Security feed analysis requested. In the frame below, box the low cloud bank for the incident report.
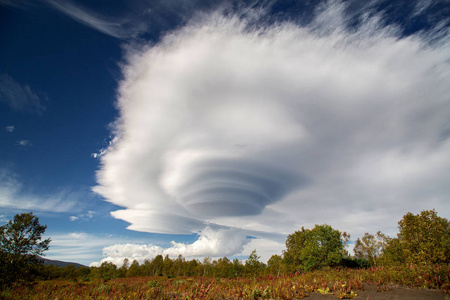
[91,227,249,266]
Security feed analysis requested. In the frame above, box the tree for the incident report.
[245,249,265,276]
[231,258,244,278]
[283,224,349,272]
[163,254,174,277]
[397,209,450,265]
[93,261,119,280]
[379,237,404,266]
[353,231,388,266]
[151,254,164,276]
[215,257,232,278]
[127,259,141,277]
[0,212,51,286]
[119,258,130,277]
[267,254,284,276]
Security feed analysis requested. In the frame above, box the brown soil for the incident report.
[305,284,447,300]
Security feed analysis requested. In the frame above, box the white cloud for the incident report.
[45,232,137,266]
[91,227,249,266]
[5,126,14,132]
[0,74,45,114]
[17,140,32,147]
[239,238,286,264]
[70,210,95,222]
[94,1,450,259]
[0,168,78,213]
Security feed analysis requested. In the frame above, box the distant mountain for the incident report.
[39,256,86,268]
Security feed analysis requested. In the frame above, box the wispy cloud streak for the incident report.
[0,74,45,115]
[45,0,145,39]
[0,169,79,213]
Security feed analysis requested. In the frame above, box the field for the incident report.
[2,264,449,299]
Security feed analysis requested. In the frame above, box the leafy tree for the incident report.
[215,257,232,278]
[151,254,164,276]
[93,261,119,280]
[186,259,198,276]
[0,212,51,286]
[397,209,450,265]
[163,254,174,277]
[353,231,387,266]
[127,259,141,277]
[284,224,349,271]
[174,254,185,276]
[231,258,244,278]
[201,256,212,276]
[267,254,284,276]
[380,237,405,266]
[119,258,130,277]
[245,249,265,276]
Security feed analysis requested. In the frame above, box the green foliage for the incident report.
[0,212,51,287]
[397,209,450,265]
[267,254,284,276]
[245,249,265,276]
[127,259,141,277]
[91,261,120,281]
[379,237,405,266]
[283,224,350,271]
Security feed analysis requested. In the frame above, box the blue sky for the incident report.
[1,0,449,266]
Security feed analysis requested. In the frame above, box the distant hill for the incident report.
[39,256,86,268]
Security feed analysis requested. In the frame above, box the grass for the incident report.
[2,264,449,299]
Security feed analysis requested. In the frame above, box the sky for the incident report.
[1,0,449,267]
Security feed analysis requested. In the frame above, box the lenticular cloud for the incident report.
[94,2,450,251]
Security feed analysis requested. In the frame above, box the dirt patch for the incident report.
[304,284,447,299]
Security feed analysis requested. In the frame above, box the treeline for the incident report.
[36,251,263,281]
[2,209,449,286]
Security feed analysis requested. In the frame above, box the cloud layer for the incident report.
[94,1,450,261]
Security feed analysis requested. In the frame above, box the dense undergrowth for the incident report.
[2,264,449,300]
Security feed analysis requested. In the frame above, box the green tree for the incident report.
[379,237,404,266]
[163,254,174,277]
[174,254,185,276]
[119,258,129,277]
[283,224,349,272]
[267,254,284,276]
[397,209,450,265]
[151,254,164,276]
[93,261,119,280]
[353,231,387,266]
[245,249,265,276]
[0,212,51,286]
[215,257,232,278]
[126,259,141,277]
[201,256,212,277]
[231,258,244,278]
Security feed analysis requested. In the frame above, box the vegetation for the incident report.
[283,224,350,272]
[353,231,387,266]
[0,212,51,288]
[1,209,449,298]
[397,209,450,265]
[2,264,449,299]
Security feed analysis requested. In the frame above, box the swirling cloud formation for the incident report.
[93,2,450,259]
